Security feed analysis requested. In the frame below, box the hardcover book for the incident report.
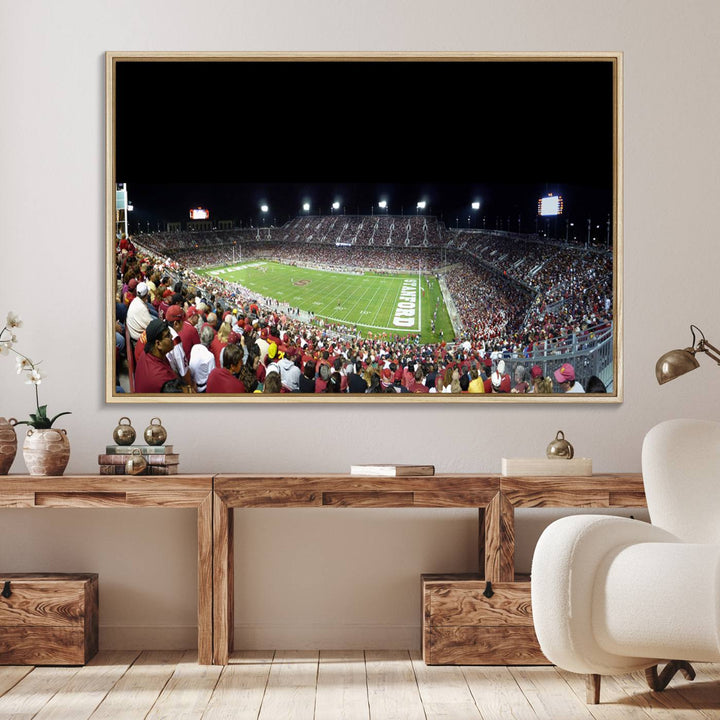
[98,464,179,475]
[98,453,179,466]
[349,464,435,477]
[105,445,174,454]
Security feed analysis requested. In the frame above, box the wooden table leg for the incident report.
[483,492,515,582]
[478,507,486,577]
[213,492,234,665]
[197,492,213,665]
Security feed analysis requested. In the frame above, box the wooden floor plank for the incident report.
[2,652,717,720]
[88,650,184,720]
[226,650,275,665]
[586,669,700,719]
[664,663,720,720]
[257,650,319,720]
[509,666,595,720]
[555,668,653,719]
[202,651,273,720]
[33,651,140,720]
[145,649,223,720]
[0,665,80,719]
[462,665,538,720]
[365,650,425,720]
[0,667,33,698]
[314,650,369,720]
[409,649,483,719]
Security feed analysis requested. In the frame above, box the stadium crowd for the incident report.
[115,216,613,395]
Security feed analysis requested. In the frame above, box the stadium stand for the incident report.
[113,214,614,395]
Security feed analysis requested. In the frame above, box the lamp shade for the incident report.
[655,348,700,385]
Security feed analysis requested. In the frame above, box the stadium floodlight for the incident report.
[260,204,269,213]
[332,201,340,210]
[303,203,310,212]
[471,201,480,210]
[416,201,426,210]
[378,200,387,209]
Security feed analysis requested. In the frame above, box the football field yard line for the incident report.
[368,277,395,329]
[315,274,369,319]
[342,277,383,323]
[323,276,377,325]
[306,274,344,311]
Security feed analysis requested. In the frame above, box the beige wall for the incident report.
[1,0,718,649]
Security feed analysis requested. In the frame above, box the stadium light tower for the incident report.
[260,204,269,226]
[416,201,426,214]
[303,202,310,214]
[471,201,481,228]
[331,201,340,215]
[378,200,388,214]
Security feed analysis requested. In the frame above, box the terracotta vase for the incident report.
[0,417,18,475]
[22,428,70,476]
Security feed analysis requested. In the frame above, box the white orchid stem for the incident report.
[1,324,42,413]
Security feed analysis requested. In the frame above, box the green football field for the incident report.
[197,260,454,343]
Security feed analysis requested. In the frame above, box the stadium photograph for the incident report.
[107,53,621,402]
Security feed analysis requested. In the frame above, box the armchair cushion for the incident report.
[531,514,680,674]
[594,541,720,662]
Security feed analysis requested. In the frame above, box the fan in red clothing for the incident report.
[134,319,178,393]
[206,343,246,393]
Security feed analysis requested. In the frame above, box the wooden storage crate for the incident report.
[0,573,98,665]
[422,573,548,665]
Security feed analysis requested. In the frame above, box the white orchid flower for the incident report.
[16,356,33,373]
[25,368,46,385]
[0,340,11,355]
[6,312,22,329]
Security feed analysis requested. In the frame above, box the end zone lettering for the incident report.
[393,279,417,328]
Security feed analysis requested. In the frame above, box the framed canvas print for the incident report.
[106,52,622,403]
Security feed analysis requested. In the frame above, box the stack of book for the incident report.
[98,445,179,475]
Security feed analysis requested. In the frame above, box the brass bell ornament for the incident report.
[125,448,147,475]
[112,417,136,446]
[144,417,167,446]
[546,430,574,459]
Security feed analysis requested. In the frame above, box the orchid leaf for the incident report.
[48,411,72,427]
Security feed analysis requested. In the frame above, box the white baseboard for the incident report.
[99,624,421,650]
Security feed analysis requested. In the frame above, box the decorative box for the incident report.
[422,573,548,665]
[0,573,98,665]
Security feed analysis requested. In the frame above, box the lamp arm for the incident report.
[698,339,720,365]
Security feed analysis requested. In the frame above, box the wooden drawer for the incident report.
[0,573,98,665]
[422,573,548,665]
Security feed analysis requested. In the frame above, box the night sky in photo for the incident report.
[114,58,616,231]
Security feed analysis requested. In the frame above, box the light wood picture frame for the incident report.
[106,52,622,403]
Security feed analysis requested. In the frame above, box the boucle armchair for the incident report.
[531,418,720,703]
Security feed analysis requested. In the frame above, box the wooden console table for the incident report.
[0,475,214,665]
[0,473,647,666]
[212,473,646,665]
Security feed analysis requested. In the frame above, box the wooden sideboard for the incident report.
[212,473,646,665]
[0,475,214,665]
[0,473,646,665]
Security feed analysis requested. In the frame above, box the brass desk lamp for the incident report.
[656,325,720,384]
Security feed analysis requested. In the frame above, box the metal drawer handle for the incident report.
[1,581,11,598]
